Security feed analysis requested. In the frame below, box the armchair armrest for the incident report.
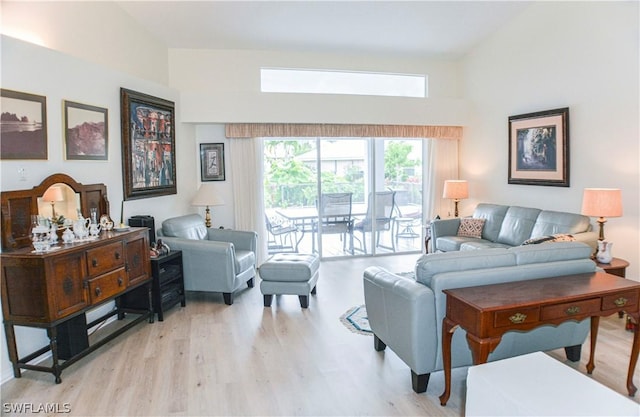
[158,236,238,291]
[363,266,438,374]
[207,228,257,252]
[430,219,460,251]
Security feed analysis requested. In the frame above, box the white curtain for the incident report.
[229,138,269,264]
[424,138,460,219]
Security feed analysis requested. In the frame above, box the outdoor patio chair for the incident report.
[265,214,299,254]
[313,192,354,254]
[353,190,396,253]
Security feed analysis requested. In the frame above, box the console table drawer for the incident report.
[86,241,125,277]
[602,291,638,311]
[494,306,540,327]
[87,268,128,304]
[541,298,601,320]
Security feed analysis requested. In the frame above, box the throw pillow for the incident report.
[457,218,485,238]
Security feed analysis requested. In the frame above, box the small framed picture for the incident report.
[508,107,570,187]
[200,143,226,181]
[0,89,48,160]
[64,100,108,160]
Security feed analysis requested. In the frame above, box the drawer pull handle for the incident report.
[118,277,124,286]
[614,297,628,307]
[115,252,121,260]
[509,313,527,324]
[95,287,102,297]
[566,306,580,315]
[92,259,98,267]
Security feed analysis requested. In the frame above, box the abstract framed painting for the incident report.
[120,88,176,200]
[0,89,48,160]
[63,100,108,160]
[508,107,570,187]
[200,143,226,181]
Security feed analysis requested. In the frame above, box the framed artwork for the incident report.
[508,107,570,187]
[200,143,226,181]
[120,88,176,200]
[0,89,48,160]
[64,100,108,160]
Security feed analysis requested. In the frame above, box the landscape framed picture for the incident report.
[120,88,176,200]
[200,143,226,181]
[508,107,570,187]
[64,100,108,160]
[0,89,48,160]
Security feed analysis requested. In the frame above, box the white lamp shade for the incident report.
[191,184,225,207]
[581,188,623,218]
[42,186,64,203]
[443,180,469,200]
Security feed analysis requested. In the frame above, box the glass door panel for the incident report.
[384,139,423,253]
[317,138,367,257]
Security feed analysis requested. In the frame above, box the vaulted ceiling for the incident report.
[116,1,531,59]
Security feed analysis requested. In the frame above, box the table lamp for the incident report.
[581,188,622,241]
[42,186,64,218]
[192,183,225,228]
[443,180,468,218]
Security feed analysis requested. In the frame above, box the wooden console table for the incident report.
[439,272,640,406]
[1,228,152,383]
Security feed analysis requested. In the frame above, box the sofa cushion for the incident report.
[509,241,592,265]
[235,250,257,273]
[472,204,509,242]
[460,240,512,250]
[162,214,208,240]
[415,249,515,288]
[457,218,486,238]
[496,206,542,246]
[531,210,592,237]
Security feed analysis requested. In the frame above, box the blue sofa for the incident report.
[363,241,596,393]
[431,203,597,252]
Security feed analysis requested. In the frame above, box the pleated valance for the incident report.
[225,123,462,140]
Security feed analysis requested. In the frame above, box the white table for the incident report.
[466,351,638,416]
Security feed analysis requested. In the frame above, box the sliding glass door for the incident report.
[264,137,424,258]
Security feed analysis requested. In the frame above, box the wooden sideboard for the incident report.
[1,228,152,383]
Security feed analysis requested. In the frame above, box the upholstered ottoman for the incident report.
[259,253,320,308]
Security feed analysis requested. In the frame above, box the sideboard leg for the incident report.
[587,316,600,374]
[4,322,21,378]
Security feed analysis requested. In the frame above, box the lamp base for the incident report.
[205,207,212,228]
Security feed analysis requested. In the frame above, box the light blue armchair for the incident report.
[157,214,257,305]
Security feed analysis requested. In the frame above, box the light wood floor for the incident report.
[1,254,639,416]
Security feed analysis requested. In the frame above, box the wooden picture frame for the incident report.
[64,100,108,160]
[508,107,570,187]
[120,88,176,200]
[0,89,48,160]
[200,143,226,181]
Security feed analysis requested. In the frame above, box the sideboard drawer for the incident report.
[87,268,128,304]
[602,291,638,311]
[86,241,125,277]
[541,298,601,320]
[494,306,540,327]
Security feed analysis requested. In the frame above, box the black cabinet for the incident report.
[122,250,185,321]
[151,251,186,321]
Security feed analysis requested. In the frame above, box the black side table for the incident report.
[150,250,186,321]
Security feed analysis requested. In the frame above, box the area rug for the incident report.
[340,305,372,335]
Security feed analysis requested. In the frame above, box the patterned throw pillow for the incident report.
[456,218,486,238]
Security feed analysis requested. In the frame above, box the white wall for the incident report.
[462,2,639,278]
[0,36,198,383]
[169,48,468,125]
[1,1,169,85]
